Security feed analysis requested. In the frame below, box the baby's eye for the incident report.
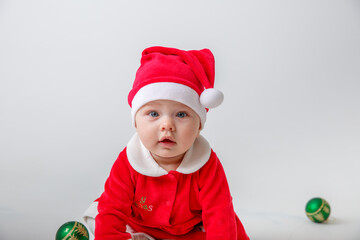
[149,111,159,117]
[176,112,187,118]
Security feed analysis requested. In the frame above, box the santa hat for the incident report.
[128,46,224,129]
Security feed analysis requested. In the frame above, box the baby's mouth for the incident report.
[159,137,176,145]
[161,139,174,143]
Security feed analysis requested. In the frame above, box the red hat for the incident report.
[128,46,224,129]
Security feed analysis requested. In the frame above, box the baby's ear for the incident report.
[197,124,202,137]
[133,114,138,128]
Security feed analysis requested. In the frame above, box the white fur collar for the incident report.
[126,133,211,177]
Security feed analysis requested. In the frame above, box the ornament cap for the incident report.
[200,88,224,109]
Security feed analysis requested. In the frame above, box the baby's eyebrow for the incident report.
[142,104,158,109]
[144,103,161,108]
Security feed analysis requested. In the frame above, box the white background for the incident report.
[1,1,359,239]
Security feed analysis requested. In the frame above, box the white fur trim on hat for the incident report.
[131,82,207,128]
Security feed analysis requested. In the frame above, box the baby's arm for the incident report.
[95,151,135,240]
[84,201,154,240]
[198,151,249,240]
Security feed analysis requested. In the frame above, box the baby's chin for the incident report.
[150,151,186,162]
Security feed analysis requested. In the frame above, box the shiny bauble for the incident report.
[55,221,89,240]
[305,197,331,223]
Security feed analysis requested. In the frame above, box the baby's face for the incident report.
[135,100,201,165]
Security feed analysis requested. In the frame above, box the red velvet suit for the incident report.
[94,134,249,240]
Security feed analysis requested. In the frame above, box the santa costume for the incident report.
[83,46,250,240]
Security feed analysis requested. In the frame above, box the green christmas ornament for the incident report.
[56,221,89,240]
[305,197,331,223]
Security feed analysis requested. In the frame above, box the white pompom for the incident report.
[200,88,224,109]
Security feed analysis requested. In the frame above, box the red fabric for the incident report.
[95,149,249,240]
[128,46,215,107]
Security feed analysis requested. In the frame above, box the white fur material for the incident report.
[83,201,98,237]
[131,82,207,129]
[126,133,211,177]
[200,88,224,109]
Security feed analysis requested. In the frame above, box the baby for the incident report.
[83,46,249,240]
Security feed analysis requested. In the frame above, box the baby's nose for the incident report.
[160,117,175,131]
